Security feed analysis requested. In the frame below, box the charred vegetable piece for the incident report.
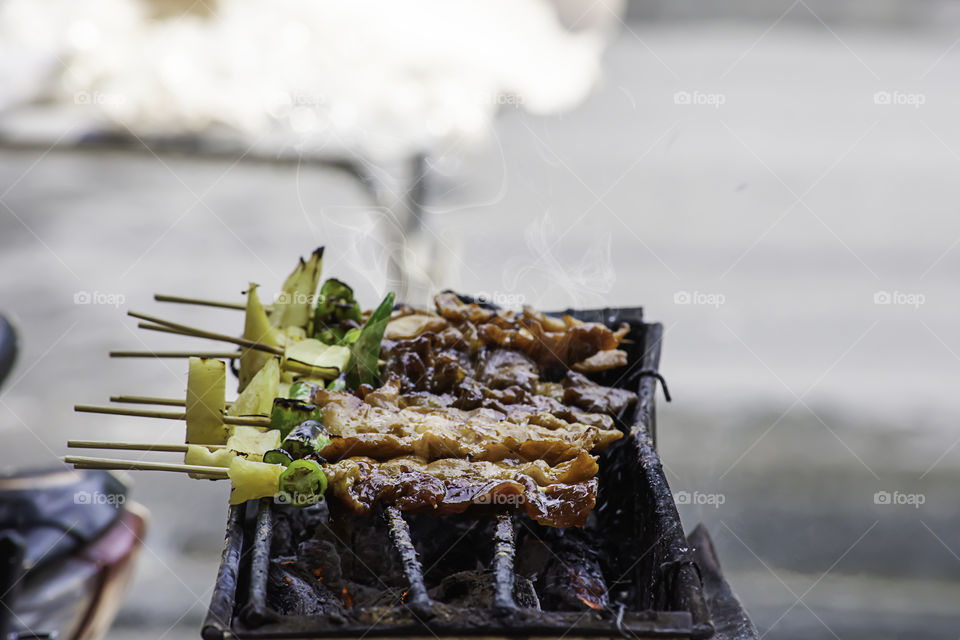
[277,459,327,506]
[271,247,324,332]
[281,420,331,459]
[227,457,284,505]
[185,357,227,445]
[344,291,395,388]
[269,398,323,438]
[263,448,294,466]
[226,426,281,462]
[312,278,362,343]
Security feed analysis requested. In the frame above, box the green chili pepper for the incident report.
[270,398,323,438]
[312,279,363,343]
[278,459,327,506]
[281,420,331,459]
[263,448,294,467]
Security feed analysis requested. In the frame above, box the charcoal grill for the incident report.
[201,307,740,639]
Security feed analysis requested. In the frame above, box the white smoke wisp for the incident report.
[502,213,616,310]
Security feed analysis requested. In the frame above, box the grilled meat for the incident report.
[325,454,599,527]
[312,388,622,465]
[562,371,637,416]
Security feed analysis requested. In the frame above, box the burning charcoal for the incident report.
[428,570,539,609]
[515,536,553,578]
[269,513,295,557]
[518,528,610,612]
[338,516,406,591]
[297,539,342,592]
[537,551,609,612]
[267,557,347,617]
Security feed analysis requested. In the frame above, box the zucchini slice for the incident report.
[185,357,227,445]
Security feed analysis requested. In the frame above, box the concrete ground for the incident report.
[2,16,960,640]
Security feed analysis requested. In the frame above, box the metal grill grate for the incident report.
[202,309,715,639]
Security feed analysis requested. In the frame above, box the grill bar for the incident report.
[491,512,518,612]
[383,506,433,617]
[244,499,275,627]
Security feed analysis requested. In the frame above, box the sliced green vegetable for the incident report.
[269,398,323,438]
[345,291,395,389]
[277,459,327,506]
[312,278,362,343]
[288,380,320,402]
[283,339,351,380]
[263,448,294,467]
[281,420,331,459]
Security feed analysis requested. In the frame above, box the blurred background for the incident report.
[1,1,959,638]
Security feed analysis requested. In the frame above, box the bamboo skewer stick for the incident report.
[110,395,233,408]
[67,440,227,452]
[64,455,229,479]
[154,294,247,311]
[127,311,282,355]
[110,350,241,359]
[137,322,202,338]
[74,404,270,427]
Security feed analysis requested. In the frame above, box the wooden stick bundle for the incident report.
[64,455,229,479]
[67,440,226,452]
[74,404,270,427]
